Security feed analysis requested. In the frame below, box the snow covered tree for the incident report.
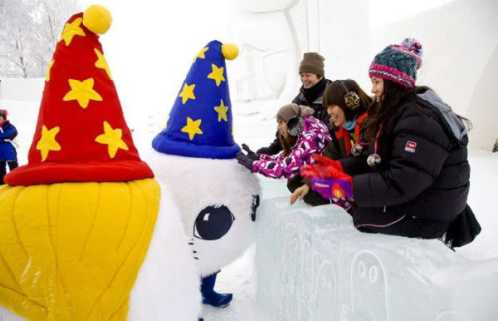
[31,0,79,75]
[0,0,78,78]
[0,0,35,77]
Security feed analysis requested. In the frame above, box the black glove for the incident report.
[256,147,271,155]
[236,152,255,171]
[256,136,282,156]
[241,143,259,161]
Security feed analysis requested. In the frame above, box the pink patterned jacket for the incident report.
[252,116,331,178]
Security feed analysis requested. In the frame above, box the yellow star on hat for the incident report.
[197,46,209,59]
[61,17,86,46]
[181,117,203,140]
[36,125,62,161]
[179,83,196,104]
[95,121,129,158]
[63,78,103,109]
[214,99,229,122]
[45,60,54,82]
[207,64,225,87]
[94,48,112,79]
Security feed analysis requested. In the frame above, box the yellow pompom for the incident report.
[222,43,239,60]
[83,5,112,35]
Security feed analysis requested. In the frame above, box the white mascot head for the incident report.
[148,40,261,276]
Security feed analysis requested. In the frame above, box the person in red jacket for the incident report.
[289,80,372,206]
[322,79,372,160]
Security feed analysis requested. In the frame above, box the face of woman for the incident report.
[277,120,289,138]
[370,77,384,102]
[327,105,345,128]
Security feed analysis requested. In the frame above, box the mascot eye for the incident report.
[193,205,235,240]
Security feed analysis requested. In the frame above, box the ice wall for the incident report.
[228,0,370,106]
[255,197,498,321]
[229,0,497,149]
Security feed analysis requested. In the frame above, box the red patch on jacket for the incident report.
[405,140,417,153]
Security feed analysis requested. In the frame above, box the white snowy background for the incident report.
[1,0,497,320]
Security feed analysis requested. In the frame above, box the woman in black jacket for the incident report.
[295,39,480,247]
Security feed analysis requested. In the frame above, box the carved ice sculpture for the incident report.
[256,197,498,321]
[229,0,300,102]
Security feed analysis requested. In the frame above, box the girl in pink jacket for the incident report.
[237,103,331,179]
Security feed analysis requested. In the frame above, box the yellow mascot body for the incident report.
[0,180,159,321]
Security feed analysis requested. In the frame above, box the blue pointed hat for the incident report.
[152,40,240,159]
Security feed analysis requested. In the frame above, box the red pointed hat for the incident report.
[6,5,153,186]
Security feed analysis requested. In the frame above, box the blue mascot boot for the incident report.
[201,272,233,308]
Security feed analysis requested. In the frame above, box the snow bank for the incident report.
[459,150,498,260]
[0,99,39,165]
[0,78,44,102]
[0,79,44,164]
[256,197,498,321]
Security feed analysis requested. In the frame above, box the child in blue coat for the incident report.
[0,109,18,184]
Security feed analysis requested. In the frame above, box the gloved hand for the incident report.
[236,152,255,171]
[301,154,353,201]
[256,147,272,155]
[241,144,259,161]
[300,154,343,179]
[312,154,343,171]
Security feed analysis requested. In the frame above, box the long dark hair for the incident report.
[365,80,415,142]
[323,79,372,120]
[278,133,298,156]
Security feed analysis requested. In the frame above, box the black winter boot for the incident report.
[200,272,233,308]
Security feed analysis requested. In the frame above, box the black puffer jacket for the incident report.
[342,87,480,246]
[292,78,332,124]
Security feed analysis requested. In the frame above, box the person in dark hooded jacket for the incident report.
[0,109,18,184]
[296,39,480,248]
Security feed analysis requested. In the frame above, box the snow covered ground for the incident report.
[1,94,497,321]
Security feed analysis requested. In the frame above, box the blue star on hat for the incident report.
[152,40,240,159]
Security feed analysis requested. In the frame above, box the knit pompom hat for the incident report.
[369,38,423,89]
